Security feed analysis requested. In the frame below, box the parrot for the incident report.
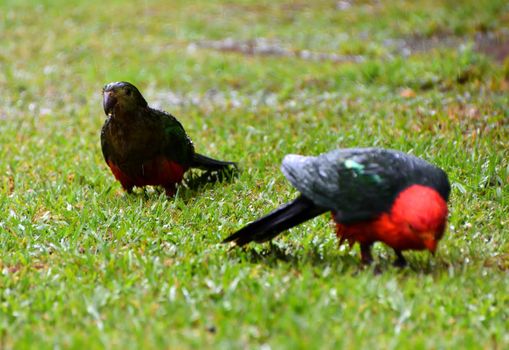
[100,81,237,196]
[222,148,450,266]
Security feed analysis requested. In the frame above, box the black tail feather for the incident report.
[222,196,327,246]
[191,153,237,171]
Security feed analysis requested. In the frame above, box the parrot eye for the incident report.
[125,88,132,96]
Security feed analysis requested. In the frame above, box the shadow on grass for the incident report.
[182,167,239,195]
[229,241,361,271]
[227,241,453,275]
[113,166,239,202]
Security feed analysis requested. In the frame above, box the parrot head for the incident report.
[390,184,448,254]
[102,81,147,116]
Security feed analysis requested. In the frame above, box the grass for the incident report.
[1,0,508,348]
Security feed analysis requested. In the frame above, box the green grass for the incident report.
[1,0,508,348]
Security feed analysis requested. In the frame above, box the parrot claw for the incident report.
[393,250,407,268]
[360,243,374,265]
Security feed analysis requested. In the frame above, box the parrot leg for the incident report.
[393,250,407,267]
[164,183,177,197]
[360,243,373,265]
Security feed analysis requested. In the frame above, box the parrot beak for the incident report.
[420,231,437,254]
[103,90,117,116]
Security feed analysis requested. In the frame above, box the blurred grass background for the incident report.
[0,0,508,348]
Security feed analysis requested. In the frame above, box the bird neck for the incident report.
[111,105,143,123]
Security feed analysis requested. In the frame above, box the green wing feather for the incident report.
[151,108,195,165]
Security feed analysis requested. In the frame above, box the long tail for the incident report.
[191,153,237,171]
[222,196,327,246]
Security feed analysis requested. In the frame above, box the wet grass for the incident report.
[1,0,508,349]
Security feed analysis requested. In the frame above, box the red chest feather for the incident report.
[333,185,448,252]
[334,214,427,251]
[107,157,187,189]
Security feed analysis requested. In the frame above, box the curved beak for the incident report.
[103,91,117,116]
[420,231,438,255]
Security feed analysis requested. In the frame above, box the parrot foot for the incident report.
[164,184,177,198]
[393,250,407,268]
[360,243,373,265]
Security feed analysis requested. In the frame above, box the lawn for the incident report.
[1,0,508,348]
